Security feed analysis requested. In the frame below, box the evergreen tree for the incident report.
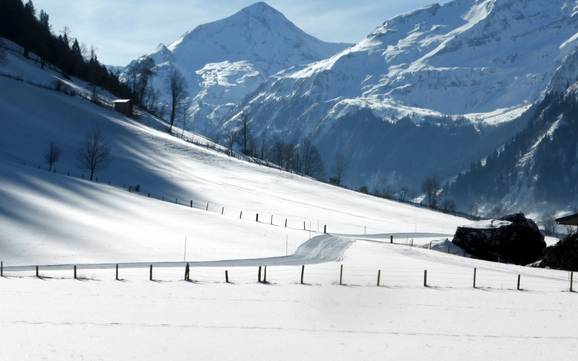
[0,0,134,100]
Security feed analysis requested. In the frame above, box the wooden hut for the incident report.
[112,99,133,116]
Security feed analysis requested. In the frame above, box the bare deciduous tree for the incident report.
[239,114,254,156]
[144,87,160,115]
[44,142,61,171]
[422,176,441,209]
[542,212,558,235]
[300,138,324,178]
[333,152,349,186]
[271,140,299,171]
[398,186,410,202]
[258,136,267,160]
[127,56,155,105]
[77,129,111,181]
[168,69,188,134]
[224,130,238,155]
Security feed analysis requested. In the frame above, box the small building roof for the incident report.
[112,99,131,104]
[556,213,578,226]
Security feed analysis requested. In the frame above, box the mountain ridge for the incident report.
[220,0,578,192]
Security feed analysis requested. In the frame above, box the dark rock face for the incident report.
[540,233,578,271]
[452,213,546,265]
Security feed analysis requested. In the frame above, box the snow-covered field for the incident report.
[1,250,577,361]
[1,41,578,360]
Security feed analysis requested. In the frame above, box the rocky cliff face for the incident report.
[447,59,578,216]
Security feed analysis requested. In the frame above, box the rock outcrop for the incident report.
[452,213,546,265]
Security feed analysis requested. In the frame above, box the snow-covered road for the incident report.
[0,232,457,272]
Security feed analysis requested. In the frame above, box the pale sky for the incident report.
[31,0,444,66]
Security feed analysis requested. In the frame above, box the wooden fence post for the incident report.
[190,200,193,208]
[517,274,521,291]
[303,221,306,230]
[390,235,393,244]
[225,270,229,283]
[339,264,343,285]
[324,225,327,234]
[263,266,267,283]
[149,264,153,281]
[256,213,259,222]
[423,270,428,287]
[1,261,3,277]
[115,264,119,281]
[377,269,381,287]
[221,207,224,215]
[270,215,273,225]
[206,202,209,211]
[429,241,432,250]
[185,263,190,281]
[300,265,305,284]
[285,219,287,228]
[240,211,243,219]
[473,268,477,289]
[258,266,262,283]
[74,265,77,280]
[571,272,574,292]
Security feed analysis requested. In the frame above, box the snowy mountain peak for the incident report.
[238,1,285,18]
[164,1,348,72]
[154,43,170,54]
[169,2,290,51]
[122,2,349,135]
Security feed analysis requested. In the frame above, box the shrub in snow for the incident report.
[452,213,546,265]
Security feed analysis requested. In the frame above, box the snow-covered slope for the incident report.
[227,0,578,190]
[0,42,465,265]
[122,2,348,136]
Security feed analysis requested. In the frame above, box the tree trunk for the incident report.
[169,102,176,134]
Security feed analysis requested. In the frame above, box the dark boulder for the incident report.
[452,213,546,265]
[540,233,578,271]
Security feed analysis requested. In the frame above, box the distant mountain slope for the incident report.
[122,2,349,135]
[224,0,578,190]
[448,52,578,217]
